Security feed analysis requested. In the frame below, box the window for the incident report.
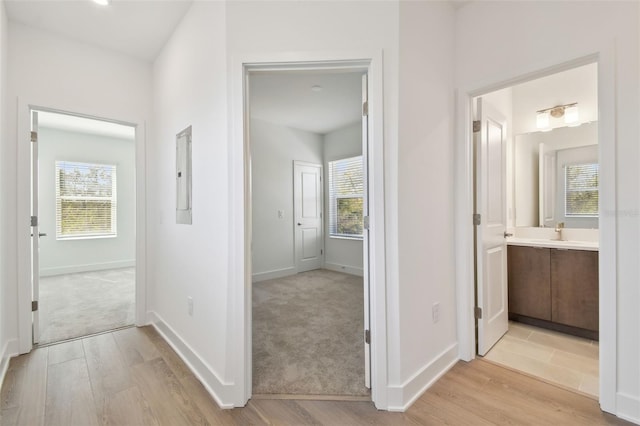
[565,162,598,217]
[55,161,117,239]
[328,156,363,238]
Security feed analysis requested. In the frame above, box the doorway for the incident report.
[30,108,137,345]
[248,70,369,397]
[471,62,602,398]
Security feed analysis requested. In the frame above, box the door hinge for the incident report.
[362,101,369,117]
[31,215,38,227]
[474,307,482,319]
[473,120,481,133]
[364,329,370,344]
[363,216,370,230]
[473,214,481,226]
[32,301,38,312]
[31,131,38,143]
[320,249,323,255]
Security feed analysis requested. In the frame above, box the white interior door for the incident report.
[361,73,371,389]
[30,110,41,345]
[294,161,323,272]
[475,97,508,356]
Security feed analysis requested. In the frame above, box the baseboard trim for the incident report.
[323,262,363,277]
[252,267,296,282]
[616,392,640,424]
[387,343,459,411]
[147,311,235,409]
[0,338,19,390]
[40,260,136,277]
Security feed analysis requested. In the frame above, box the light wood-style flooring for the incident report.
[0,326,629,425]
[485,321,599,398]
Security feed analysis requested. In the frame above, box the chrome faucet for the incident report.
[555,222,565,241]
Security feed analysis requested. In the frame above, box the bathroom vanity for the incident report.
[507,235,599,340]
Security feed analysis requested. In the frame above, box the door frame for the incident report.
[17,101,147,353]
[229,50,387,408]
[293,160,323,273]
[455,48,617,412]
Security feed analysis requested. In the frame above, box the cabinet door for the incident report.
[508,246,551,320]
[551,249,599,331]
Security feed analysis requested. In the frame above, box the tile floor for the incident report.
[484,321,599,398]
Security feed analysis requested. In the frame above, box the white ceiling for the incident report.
[4,0,193,61]
[249,71,363,135]
[38,110,135,140]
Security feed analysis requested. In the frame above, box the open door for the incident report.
[293,161,323,272]
[361,73,371,388]
[475,98,508,356]
[30,110,41,345]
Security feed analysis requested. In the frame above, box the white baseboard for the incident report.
[323,262,364,277]
[40,260,136,277]
[617,392,640,424]
[252,266,296,282]
[0,338,19,390]
[147,311,235,409]
[387,343,459,411]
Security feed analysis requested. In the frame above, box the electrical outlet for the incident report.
[187,296,194,316]
[432,302,441,323]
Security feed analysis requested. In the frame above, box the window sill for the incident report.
[56,234,117,241]
[329,235,363,241]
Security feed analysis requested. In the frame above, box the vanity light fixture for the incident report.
[536,102,579,131]
[564,104,580,126]
[536,110,550,130]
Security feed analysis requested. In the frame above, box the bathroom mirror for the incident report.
[513,122,598,229]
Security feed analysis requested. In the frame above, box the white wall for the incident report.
[323,122,363,276]
[38,127,136,276]
[0,0,9,380]
[6,22,152,354]
[395,0,458,406]
[148,0,407,409]
[456,2,639,421]
[150,0,232,405]
[250,118,323,281]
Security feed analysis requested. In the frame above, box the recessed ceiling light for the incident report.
[93,0,110,6]
[311,85,323,92]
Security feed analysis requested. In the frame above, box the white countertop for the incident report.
[507,237,599,251]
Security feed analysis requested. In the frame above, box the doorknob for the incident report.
[39,232,47,237]
[504,232,513,238]
[297,223,302,226]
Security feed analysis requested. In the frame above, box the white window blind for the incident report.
[328,156,364,238]
[55,161,117,239]
[565,162,598,217]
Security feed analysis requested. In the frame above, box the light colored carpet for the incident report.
[38,267,135,344]
[252,269,368,396]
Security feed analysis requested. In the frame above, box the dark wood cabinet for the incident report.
[508,245,598,338]
[508,246,551,320]
[551,249,599,331]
